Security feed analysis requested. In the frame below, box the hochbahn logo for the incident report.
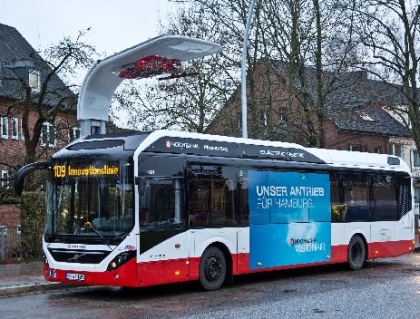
[289,237,316,246]
[289,237,327,253]
[165,140,199,149]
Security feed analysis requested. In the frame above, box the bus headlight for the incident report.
[107,251,136,271]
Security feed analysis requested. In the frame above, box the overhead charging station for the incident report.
[77,35,222,136]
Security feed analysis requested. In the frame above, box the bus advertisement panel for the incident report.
[249,171,331,269]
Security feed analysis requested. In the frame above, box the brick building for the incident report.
[206,59,420,205]
[0,23,79,243]
[206,60,412,153]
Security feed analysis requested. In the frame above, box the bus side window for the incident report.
[331,173,346,222]
[237,174,249,226]
[343,173,371,222]
[396,175,412,218]
[187,165,239,228]
[372,174,398,221]
[138,155,185,228]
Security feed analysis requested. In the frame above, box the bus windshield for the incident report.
[45,159,134,241]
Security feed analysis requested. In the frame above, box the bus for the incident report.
[15,130,415,290]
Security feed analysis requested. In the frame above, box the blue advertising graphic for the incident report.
[249,171,331,269]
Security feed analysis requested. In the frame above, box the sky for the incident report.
[0,1,180,128]
[0,0,175,56]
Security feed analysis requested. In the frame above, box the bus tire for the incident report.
[347,235,366,271]
[199,246,227,291]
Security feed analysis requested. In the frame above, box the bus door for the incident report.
[370,174,412,257]
[137,154,190,285]
[187,164,247,272]
[248,171,332,270]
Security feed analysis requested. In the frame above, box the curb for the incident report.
[0,282,73,298]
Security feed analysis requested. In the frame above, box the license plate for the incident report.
[66,273,85,281]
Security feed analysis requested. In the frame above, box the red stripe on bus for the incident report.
[44,239,414,288]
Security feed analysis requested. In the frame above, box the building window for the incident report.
[91,126,100,134]
[278,107,288,128]
[414,187,420,210]
[1,117,8,139]
[20,118,25,140]
[69,127,81,142]
[29,69,40,91]
[374,146,382,154]
[348,144,367,152]
[41,122,56,148]
[11,117,19,140]
[411,150,420,170]
[389,143,402,157]
[259,111,267,127]
[0,226,7,236]
[237,115,242,130]
[1,170,9,189]
[0,60,2,86]
[357,111,374,122]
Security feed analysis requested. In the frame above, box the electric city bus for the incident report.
[15,130,415,290]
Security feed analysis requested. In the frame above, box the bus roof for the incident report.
[56,130,411,174]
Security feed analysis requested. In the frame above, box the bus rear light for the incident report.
[107,251,136,271]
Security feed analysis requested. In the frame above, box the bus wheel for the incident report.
[347,235,366,271]
[199,246,227,291]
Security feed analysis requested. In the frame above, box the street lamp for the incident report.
[241,0,257,139]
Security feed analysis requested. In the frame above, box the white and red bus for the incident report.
[15,130,415,290]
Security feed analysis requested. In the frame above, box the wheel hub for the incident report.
[205,256,222,282]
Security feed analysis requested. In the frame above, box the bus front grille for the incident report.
[48,249,110,264]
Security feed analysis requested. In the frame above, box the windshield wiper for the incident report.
[84,222,113,250]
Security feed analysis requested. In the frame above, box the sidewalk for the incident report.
[0,260,62,297]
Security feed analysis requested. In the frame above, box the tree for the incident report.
[2,30,97,167]
[123,0,367,148]
[344,0,420,151]
[257,0,365,146]
[112,4,237,133]
[0,29,97,197]
[24,31,96,164]
[187,0,364,147]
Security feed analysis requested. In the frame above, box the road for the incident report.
[1,252,420,319]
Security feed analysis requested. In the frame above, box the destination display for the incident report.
[52,164,119,178]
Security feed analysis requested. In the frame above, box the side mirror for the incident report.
[14,162,51,196]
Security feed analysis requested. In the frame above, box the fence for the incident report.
[0,225,22,261]
[0,192,46,262]
[0,224,43,262]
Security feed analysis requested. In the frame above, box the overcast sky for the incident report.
[0,0,175,55]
